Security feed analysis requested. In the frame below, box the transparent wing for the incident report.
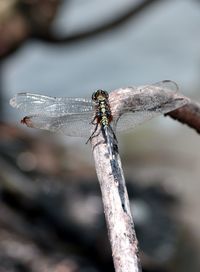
[114,80,179,133]
[22,112,94,137]
[10,93,93,117]
[114,111,160,133]
[141,80,179,93]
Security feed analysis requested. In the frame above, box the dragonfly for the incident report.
[10,80,181,159]
[86,89,117,160]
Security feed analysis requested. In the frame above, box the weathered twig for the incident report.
[165,101,200,134]
[91,132,141,272]
[91,86,190,272]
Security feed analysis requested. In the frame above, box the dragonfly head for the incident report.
[92,90,109,101]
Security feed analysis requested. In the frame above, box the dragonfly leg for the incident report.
[90,112,98,125]
[85,122,99,144]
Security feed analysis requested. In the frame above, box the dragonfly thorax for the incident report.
[92,89,112,127]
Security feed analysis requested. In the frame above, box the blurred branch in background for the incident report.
[0,0,160,59]
[37,0,160,44]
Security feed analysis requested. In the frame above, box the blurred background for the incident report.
[1,0,200,271]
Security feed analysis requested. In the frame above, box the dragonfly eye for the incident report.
[100,90,109,99]
[92,90,109,101]
[92,91,98,101]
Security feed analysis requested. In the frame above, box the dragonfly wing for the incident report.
[141,80,179,93]
[10,93,93,116]
[21,112,94,138]
[114,111,159,133]
[113,80,180,133]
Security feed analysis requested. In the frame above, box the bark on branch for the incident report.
[165,101,200,134]
[91,131,141,272]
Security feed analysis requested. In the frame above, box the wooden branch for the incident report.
[165,101,200,134]
[91,130,141,272]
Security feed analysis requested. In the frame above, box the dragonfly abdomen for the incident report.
[98,104,111,126]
